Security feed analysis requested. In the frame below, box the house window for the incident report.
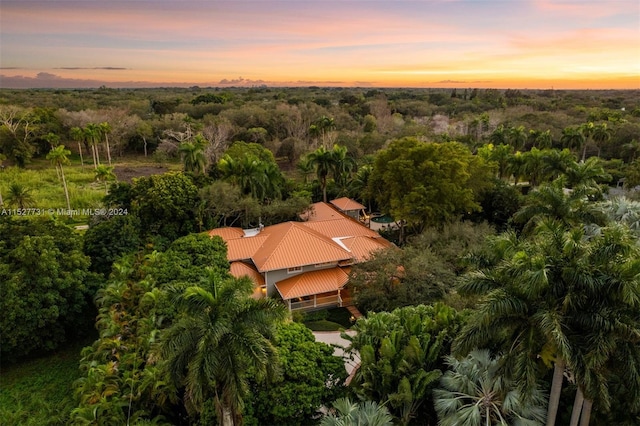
[287,266,302,274]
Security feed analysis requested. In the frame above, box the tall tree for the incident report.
[0,153,5,206]
[46,145,72,211]
[508,125,528,151]
[591,123,611,158]
[161,275,287,426]
[455,221,640,426]
[561,126,586,163]
[84,123,101,169]
[179,134,208,175]
[306,145,336,203]
[368,138,493,236]
[70,126,86,169]
[99,122,113,166]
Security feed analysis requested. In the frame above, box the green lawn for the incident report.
[0,340,89,426]
[303,307,354,331]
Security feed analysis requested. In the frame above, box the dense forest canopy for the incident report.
[1,87,639,426]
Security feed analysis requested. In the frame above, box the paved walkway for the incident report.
[313,330,360,376]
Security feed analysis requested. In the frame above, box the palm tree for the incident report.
[579,122,595,161]
[46,145,72,211]
[350,164,373,211]
[94,165,117,194]
[161,273,287,426]
[530,129,553,149]
[70,126,86,169]
[6,182,35,209]
[521,147,548,187]
[331,144,356,196]
[311,116,335,149]
[321,398,393,426]
[84,123,101,169]
[179,135,208,175]
[563,157,611,189]
[0,153,5,206]
[455,221,640,426]
[477,143,514,180]
[306,146,336,203]
[489,125,507,146]
[561,126,586,163]
[541,148,576,181]
[622,139,640,162]
[43,132,60,148]
[99,122,113,166]
[513,178,604,233]
[296,157,315,184]
[0,154,7,207]
[258,162,284,201]
[506,151,525,185]
[508,125,528,151]
[590,123,611,158]
[434,350,547,426]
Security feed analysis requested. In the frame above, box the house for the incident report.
[329,197,366,221]
[208,199,391,311]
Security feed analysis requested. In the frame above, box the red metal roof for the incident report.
[330,197,366,212]
[275,267,350,300]
[230,261,265,286]
[207,202,392,273]
[300,202,344,222]
[251,222,351,272]
[340,236,390,262]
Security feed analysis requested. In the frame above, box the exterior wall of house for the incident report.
[264,262,338,297]
[343,209,360,220]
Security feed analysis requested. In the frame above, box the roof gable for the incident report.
[252,222,351,272]
[330,197,365,212]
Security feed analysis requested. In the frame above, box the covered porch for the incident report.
[275,267,351,312]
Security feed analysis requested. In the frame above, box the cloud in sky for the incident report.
[1,0,639,89]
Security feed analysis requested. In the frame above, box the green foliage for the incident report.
[179,135,208,175]
[0,216,99,362]
[456,221,640,421]
[161,276,288,423]
[349,247,451,313]
[73,234,232,425]
[434,350,547,426]
[350,222,493,313]
[247,322,347,425]
[83,214,142,276]
[369,138,494,234]
[345,303,467,424]
[473,178,522,230]
[5,182,35,209]
[321,398,393,426]
[151,233,230,286]
[0,339,88,426]
[130,172,199,245]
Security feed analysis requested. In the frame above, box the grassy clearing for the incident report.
[0,340,89,426]
[0,156,179,224]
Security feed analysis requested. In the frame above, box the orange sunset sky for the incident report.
[1,0,639,89]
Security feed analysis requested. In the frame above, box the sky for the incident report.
[1,0,639,89]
